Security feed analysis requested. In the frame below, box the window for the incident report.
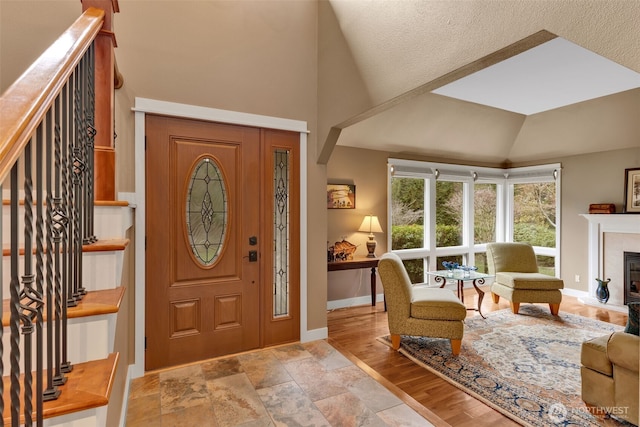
[510,178,558,276]
[388,160,561,282]
[512,182,556,248]
[474,183,497,244]
[436,181,463,248]
[391,177,424,250]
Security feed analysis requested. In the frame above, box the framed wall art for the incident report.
[624,167,640,213]
[327,184,355,209]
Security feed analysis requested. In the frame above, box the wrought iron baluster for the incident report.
[10,163,21,427]
[54,74,71,385]
[72,62,85,306]
[76,50,88,297]
[84,42,97,244]
[35,115,46,426]
[20,138,39,427]
[45,92,63,398]
[25,122,47,426]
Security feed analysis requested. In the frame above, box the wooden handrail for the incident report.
[0,7,105,183]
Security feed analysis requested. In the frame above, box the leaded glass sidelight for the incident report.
[186,157,227,267]
[273,149,290,317]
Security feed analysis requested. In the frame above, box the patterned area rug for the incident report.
[379,306,630,427]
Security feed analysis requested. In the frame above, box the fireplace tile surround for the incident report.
[624,251,640,303]
[581,214,640,312]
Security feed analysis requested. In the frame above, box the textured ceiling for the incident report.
[328,0,640,165]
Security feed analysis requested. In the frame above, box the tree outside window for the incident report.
[389,162,560,282]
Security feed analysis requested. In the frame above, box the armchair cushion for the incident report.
[580,334,613,376]
[411,287,467,320]
[496,272,564,290]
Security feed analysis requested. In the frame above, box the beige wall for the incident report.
[557,147,640,292]
[1,1,329,333]
[0,1,79,91]
[327,146,388,301]
[110,0,327,331]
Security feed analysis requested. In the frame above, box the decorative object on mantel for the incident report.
[588,203,615,214]
[329,239,358,261]
[625,302,639,335]
[595,278,611,304]
[623,167,640,213]
[358,214,383,258]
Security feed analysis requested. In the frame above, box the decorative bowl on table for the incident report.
[460,265,478,277]
[442,261,459,277]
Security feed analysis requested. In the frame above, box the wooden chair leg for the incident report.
[450,339,462,356]
[391,334,401,350]
[510,302,520,314]
[549,303,560,315]
[491,292,500,303]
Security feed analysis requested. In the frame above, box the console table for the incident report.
[328,257,379,307]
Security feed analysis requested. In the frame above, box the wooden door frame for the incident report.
[131,98,309,378]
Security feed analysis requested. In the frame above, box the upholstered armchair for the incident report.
[378,252,467,355]
[581,332,639,425]
[486,242,563,315]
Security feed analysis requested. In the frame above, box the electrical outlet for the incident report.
[575,274,580,282]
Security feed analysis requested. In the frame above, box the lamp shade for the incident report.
[358,215,383,234]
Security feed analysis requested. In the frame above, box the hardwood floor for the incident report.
[327,287,629,427]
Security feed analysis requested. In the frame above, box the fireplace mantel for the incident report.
[581,214,640,312]
[581,214,640,233]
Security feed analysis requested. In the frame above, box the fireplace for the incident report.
[582,214,640,312]
[625,251,640,304]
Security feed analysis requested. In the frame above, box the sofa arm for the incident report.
[607,332,640,373]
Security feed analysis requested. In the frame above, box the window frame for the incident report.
[388,159,562,281]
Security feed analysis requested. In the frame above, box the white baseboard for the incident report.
[118,366,134,426]
[301,326,328,342]
[562,288,628,313]
[561,288,588,298]
[327,293,385,311]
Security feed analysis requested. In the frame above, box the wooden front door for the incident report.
[145,115,263,370]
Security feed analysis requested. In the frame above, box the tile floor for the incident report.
[125,340,432,426]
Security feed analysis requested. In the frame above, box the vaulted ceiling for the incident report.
[326,1,640,166]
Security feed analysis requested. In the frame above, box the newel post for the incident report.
[81,0,120,201]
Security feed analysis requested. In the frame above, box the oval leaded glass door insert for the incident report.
[185,156,228,267]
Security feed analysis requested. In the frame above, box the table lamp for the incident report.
[358,214,383,258]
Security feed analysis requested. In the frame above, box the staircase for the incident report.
[1,200,133,426]
[0,2,130,425]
